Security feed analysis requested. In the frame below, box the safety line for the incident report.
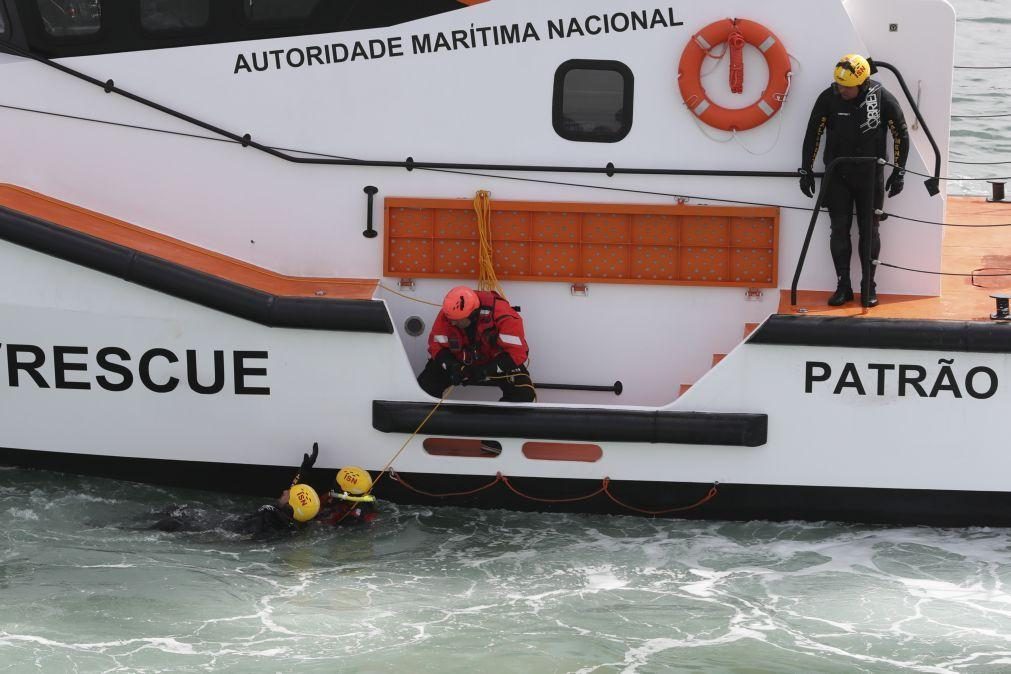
[877,261,1011,277]
[389,470,720,516]
[377,283,441,307]
[883,161,1010,182]
[883,212,1011,228]
[0,102,1004,228]
[950,159,1011,165]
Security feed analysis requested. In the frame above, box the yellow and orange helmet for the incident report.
[288,483,320,522]
[336,466,373,496]
[834,54,870,87]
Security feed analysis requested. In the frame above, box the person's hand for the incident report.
[446,360,465,386]
[462,363,489,384]
[886,170,905,197]
[798,168,815,198]
[300,442,318,472]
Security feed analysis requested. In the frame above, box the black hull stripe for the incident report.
[3,446,1011,527]
[0,206,393,333]
[749,314,1011,353]
[373,400,768,446]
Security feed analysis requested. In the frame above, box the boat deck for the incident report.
[782,197,1011,321]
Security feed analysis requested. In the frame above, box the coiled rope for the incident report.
[474,190,505,298]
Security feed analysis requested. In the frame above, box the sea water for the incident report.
[3,0,1011,671]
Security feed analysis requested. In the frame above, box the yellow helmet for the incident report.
[834,54,870,87]
[288,483,320,522]
[336,466,373,496]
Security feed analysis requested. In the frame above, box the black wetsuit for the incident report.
[151,502,298,538]
[802,80,909,290]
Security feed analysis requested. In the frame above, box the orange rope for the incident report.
[387,470,718,515]
[499,474,607,504]
[369,387,452,494]
[390,469,503,498]
[603,482,719,516]
[474,190,505,298]
[334,389,453,525]
[361,385,718,517]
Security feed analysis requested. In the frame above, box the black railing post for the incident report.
[790,157,879,306]
[861,164,878,307]
[871,60,941,196]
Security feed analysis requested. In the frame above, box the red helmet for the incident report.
[442,286,479,320]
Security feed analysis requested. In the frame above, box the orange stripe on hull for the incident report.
[0,184,378,300]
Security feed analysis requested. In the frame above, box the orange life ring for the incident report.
[678,18,792,132]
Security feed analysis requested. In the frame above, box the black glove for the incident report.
[798,168,815,198]
[300,442,318,472]
[447,361,466,386]
[885,170,905,197]
[462,362,490,384]
[435,351,465,386]
[490,353,519,375]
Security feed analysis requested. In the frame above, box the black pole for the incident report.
[871,61,941,196]
[791,157,879,306]
[861,166,877,307]
[362,186,379,239]
[470,380,623,395]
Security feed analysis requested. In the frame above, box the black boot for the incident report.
[828,279,854,306]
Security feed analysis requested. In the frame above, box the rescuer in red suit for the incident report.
[417,286,535,402]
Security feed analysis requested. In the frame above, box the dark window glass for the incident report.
[37,0,102,36]
[140,0,209,32]
[244,0,318,22]
[553,60,634,143]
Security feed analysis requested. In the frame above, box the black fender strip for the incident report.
[372,401,767,447]
[0,205,393,333]
[748,314,1011,353]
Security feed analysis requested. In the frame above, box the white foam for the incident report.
[6,508,38,521]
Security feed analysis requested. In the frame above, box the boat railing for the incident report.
[789,156,881,307]
[871,60,942,196]
[0,41,800,181]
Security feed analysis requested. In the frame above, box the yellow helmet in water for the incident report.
[834,54,870,87]
[336,466,373,496]
[288,483,320,522]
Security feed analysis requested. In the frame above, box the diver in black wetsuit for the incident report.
[798,54,910,308]
[151,444,322,539]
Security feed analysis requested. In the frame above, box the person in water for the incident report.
[417,286,535,402]
[151,444,377,537]
[798,53,909,308]
[318,466,379,526]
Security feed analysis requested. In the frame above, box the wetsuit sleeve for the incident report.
[427,311,454,360]
[883,89,910,170]
[493,307,529,367]
[801,88,832,170]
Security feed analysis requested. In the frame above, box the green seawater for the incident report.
[6,468,1011,672]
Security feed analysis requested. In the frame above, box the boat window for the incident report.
[423,439,503,458]
[552,60,634,143]
[140,0,209,32]
[243,0,319,22]
[37,0,102,37]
